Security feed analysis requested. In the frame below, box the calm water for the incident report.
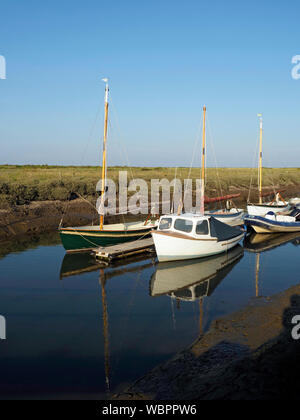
[0,231,300,399]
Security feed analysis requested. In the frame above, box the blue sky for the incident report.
[1,0,300,167]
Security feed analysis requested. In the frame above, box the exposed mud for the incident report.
[114,284,300,400]
[1,184,300,242]
[0,199,140,241]
[0,199,98,241]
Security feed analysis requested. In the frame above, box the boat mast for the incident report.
[200,106,206,215]
[258,113,263,205]
[100,78,109,230]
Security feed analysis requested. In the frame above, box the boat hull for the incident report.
[244,215,300,234]
[151,230,244,262]
[247,203,288,216]
[59,224,154,252]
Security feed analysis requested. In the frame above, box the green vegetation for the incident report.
[0,165,299,208]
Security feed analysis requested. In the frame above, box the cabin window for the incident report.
[159,218,172,230]
[174,218,193,233]
[196,220,209,235]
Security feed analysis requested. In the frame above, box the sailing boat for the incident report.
[200,107,244,226]
[151,107,244,262]
[247,114,289,216]
[59,79,157,252]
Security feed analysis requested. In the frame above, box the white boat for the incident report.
[247,114,289,216]
[152,106,244,262]
[152,213,244,262]
[247,194,288,217]
[244,206,300,234]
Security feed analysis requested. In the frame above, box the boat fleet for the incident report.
[59,80,300,262]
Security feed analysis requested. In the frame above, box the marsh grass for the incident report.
[0,165,299,207]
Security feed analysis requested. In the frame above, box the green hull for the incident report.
[59,228,152,252]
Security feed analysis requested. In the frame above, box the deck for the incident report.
[94,238,155,262]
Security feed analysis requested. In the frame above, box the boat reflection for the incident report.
[60,252,155,279]
[59,252,155,395]
[244,232,300,299]
[243,232,300,253]
[150,245,244,301]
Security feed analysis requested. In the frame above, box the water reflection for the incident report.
[244,232,300,299]
[150,246,244,334]
[59,252,156,396]
[3,229,300,398]
[150,245,244,300]
[244,232,300,253]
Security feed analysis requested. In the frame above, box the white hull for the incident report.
[152,231,244,262]
[245,212,300,234]
[251,223,300,234]
[247,203,288,216]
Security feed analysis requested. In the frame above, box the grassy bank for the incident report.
[1,165,300,208]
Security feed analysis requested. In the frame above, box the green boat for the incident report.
[59,221,156,252]
[59,79,157,253]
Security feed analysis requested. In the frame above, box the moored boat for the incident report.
[152,213,244,262]
[152,106,245,262]
[244,206,300,234]
[59,79,157,252]
[205,206,244,226]
[60,220,157,252]
[247,114,289,216]
[199,107,244,225]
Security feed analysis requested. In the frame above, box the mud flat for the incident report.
[115,284,300,400]
[0,199,100,241]
[1,183,300,242]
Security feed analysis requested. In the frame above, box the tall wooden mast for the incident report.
[100,78,109,230]
[200,106,206,215]
[258,113,263,205]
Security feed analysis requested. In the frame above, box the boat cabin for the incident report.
[157,213,241,241]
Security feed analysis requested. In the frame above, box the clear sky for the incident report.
[1,0,300,167]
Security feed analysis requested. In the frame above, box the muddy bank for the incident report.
[0,199,136,241]
[0,199,100,241]
[1,183,300,241]
[115,284,300,400]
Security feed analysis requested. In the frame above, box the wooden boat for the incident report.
[244,206,300,234]
[152,107,244,262]
[59,79,157,252]
[247,114,289,216]
[150,244,244,299]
